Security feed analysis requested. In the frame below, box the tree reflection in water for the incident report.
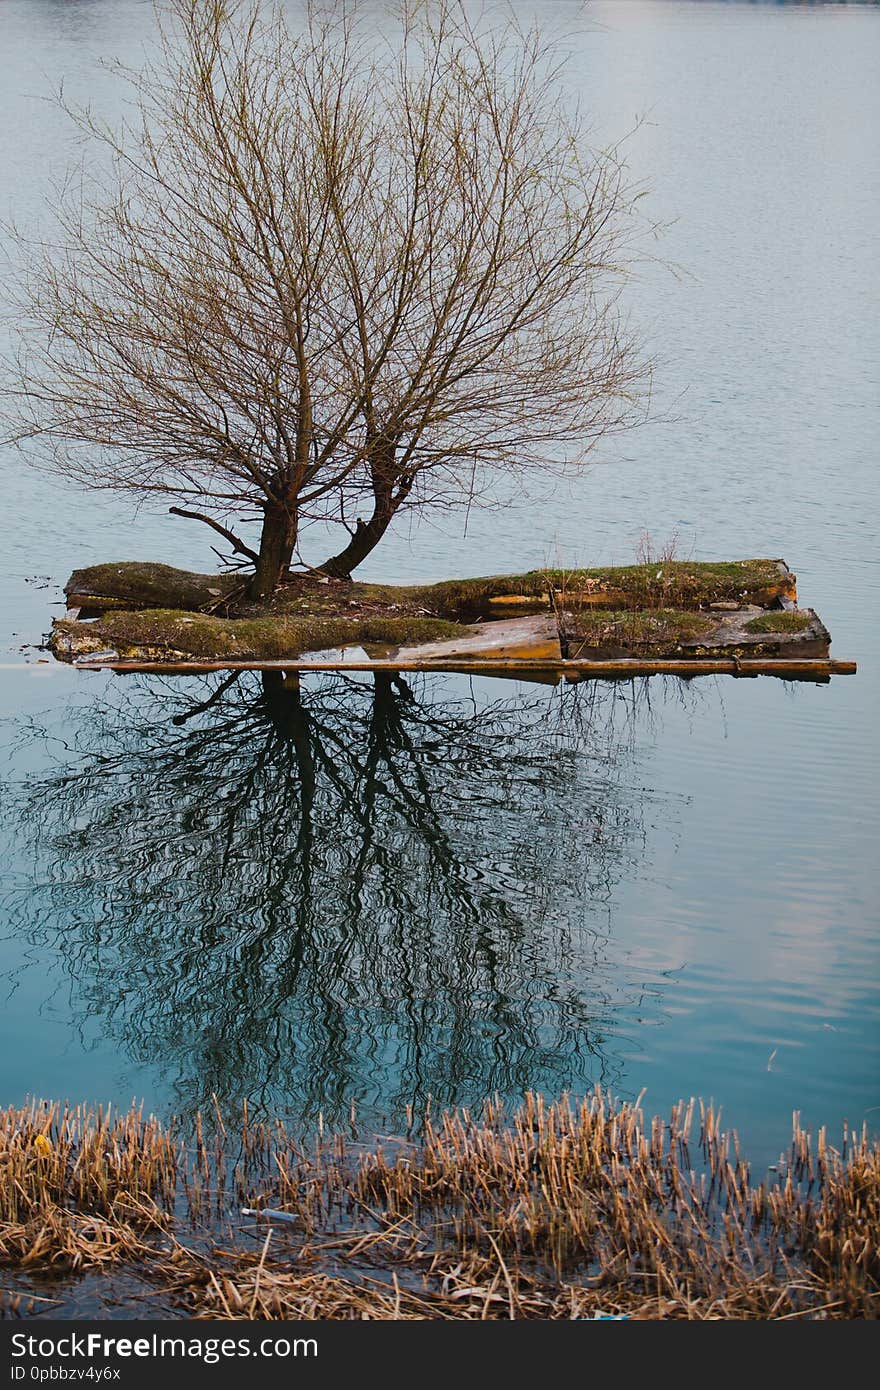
[5,670,679,1127]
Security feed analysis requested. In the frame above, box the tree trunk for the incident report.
[249,503,297,601]
[318,510,395,580]
[318,441,411,579]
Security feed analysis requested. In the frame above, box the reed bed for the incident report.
[0,1100,178,1271]
[349,1093,879,1319]
[1,1092,876,1319]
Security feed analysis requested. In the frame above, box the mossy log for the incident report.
[51,609,466,663]
[561,606,830,661]
[65,562,244,613]
[64,557,797,620]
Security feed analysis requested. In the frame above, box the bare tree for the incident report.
[5,0,648,599]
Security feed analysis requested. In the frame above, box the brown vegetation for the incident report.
[0,1101,177,1273]
[1,1091,876,1319]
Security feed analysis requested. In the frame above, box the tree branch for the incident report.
[169,506,258,565]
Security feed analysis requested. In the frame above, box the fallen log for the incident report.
[63,557,799,619]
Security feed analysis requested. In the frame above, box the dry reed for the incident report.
[0,1100,178,1271]
[1,1091,876,1319]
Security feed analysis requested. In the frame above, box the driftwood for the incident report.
[71,656,857,681]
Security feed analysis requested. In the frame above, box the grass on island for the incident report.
[534,558,792,612]
[745,611,814,635]
[64,558,794,622]
[51,610,465,662]
[563,609,717,655]
[2,1091,877,1320]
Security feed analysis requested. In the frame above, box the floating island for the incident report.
[50,557,855,682]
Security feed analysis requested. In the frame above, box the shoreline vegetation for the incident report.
[49,557,838,669]
[1,1090,876,1320]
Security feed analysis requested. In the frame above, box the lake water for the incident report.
[0,0,877,1172]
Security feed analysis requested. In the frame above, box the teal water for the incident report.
[0,1,877,1170]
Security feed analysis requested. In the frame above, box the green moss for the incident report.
[63,557,794,624]
[53,610,464,661]
[367,559,793,616]
[548,559,791,607]
[66,562,239,612]
[745,611,813,634]
[565,609,716,652]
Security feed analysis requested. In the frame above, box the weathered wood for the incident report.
[561,605,831,661]
[395,614,561,662]
[63,557,799,619]
[72,655,857,680]
[486,593,550,611]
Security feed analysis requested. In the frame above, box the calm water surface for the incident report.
[0,1,877,1170]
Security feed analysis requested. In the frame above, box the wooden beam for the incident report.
[72,656,857,679]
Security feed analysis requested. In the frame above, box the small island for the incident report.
[51,555,853,682]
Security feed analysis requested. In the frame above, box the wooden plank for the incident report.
[394,613,561,662]
[73,656,857,679]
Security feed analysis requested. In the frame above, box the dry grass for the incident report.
[635,530,683,568]
[347,1092,879,1320]
[1,1092,876,1319]
[563,609,716,657]
[0,1101,178,1272]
